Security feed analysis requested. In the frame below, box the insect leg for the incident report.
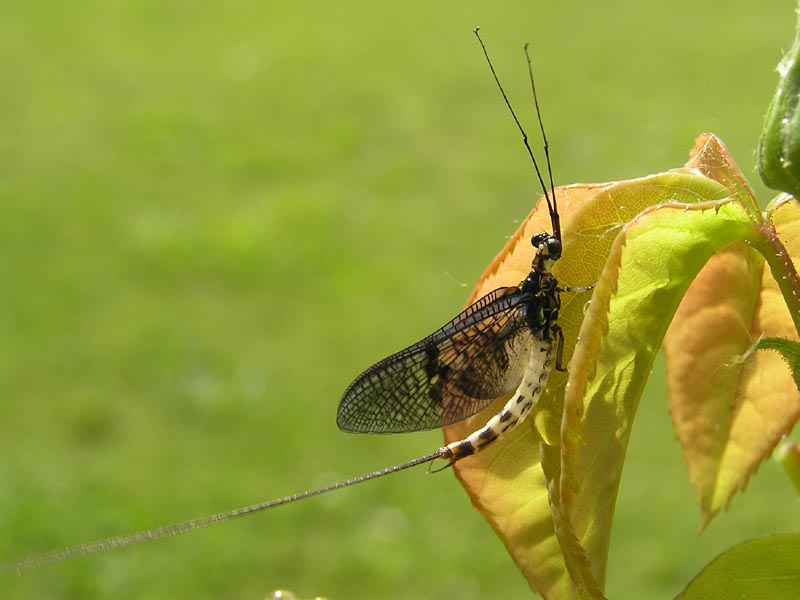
[553,325,566,372]
[557,283,596,293]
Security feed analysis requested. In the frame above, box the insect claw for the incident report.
[558,282,596,294]
[427,448,457,473]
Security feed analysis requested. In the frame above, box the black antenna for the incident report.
[0,450,441,573]
[524,43,560,241]
[473,28,560,241]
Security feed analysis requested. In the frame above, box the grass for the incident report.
[1,1,798,598]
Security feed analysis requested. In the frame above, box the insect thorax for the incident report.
[519,272,560,341]
[519,233,562,341]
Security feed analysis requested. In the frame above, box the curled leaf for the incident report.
[561,196,758,585]
[444,141,750,596]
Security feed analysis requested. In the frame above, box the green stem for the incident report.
[751,220,800,338]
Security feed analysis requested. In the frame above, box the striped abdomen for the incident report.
[441,338,553,462]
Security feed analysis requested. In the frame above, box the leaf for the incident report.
[664,181,800,524]
[676,534,800,600]
[560,193,759,590]
[443,134,800,597]
[764,193,800,335]
[688,133,761,220]
[443,148,747,597]
[756,337,800,390]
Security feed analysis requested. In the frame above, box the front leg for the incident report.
[553,324,566,372]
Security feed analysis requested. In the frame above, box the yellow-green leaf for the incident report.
[676,534,800,600]
[756,337,800,390]
[561,197,759,589]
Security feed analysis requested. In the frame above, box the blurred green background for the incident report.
[1,1,798,598]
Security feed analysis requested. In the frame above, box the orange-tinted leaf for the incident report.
[664,163,800,525]
[662,244,766,524]
[685,133,760,220]
[766,194,800,335]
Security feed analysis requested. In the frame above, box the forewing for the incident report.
[337,287,533,433]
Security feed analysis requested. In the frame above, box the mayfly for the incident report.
[338,28,569,463]
[1,28,577,574]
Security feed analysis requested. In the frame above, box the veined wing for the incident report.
[337,287,533,433]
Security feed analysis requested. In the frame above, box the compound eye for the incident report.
[548,239,562,257]
[530,233,547,248]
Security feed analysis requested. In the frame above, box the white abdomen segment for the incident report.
[442,339,553,462]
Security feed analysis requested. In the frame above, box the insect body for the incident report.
[337,232,563,464]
